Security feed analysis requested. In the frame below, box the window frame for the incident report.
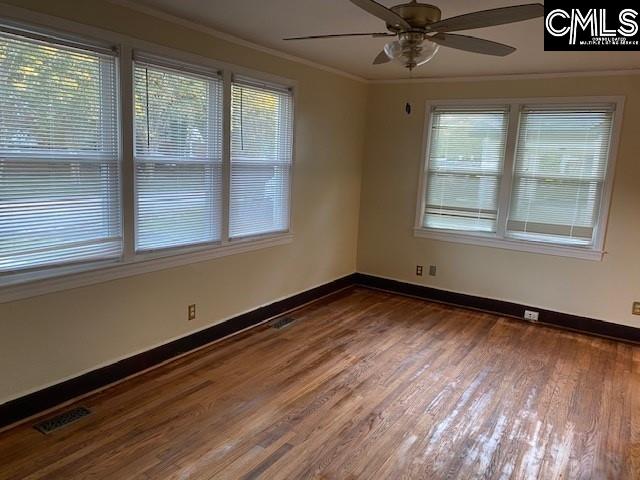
[0,9,296,302]
[129,56,296,264]
[0,23,123,272]
[229,75,295,240]
[132,53,226,253]
[420,104,510,234]
[414,97,625,261]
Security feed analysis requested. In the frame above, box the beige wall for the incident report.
[1,0,639,407]
[358,75,640,327]
[0,0,367,403]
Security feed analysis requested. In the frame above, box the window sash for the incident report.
[229,79,294,239]
[0,29,121,274]
[133,60,224,252]
[423,172,501,233]
[506,107,614,246]
[422,107,509,233]
[417,99,619,255]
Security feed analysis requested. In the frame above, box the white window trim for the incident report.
[414,96,625,261]
[0,6,297,303]
[131,54,225,252]
[228,74,295,240]
[0,233,294,303]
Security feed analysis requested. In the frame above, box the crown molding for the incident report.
[107,0,367,83]
[5,0,639,85]
[108,1,640,85]
[369,69,640,84]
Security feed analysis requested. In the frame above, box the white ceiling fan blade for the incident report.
[428,3,544,33]
[284,32,393,40]
[373,50,391,65]
[430,33,516,56]
[350,0,411,29]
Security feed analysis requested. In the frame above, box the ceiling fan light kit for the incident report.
[284,0,544,71]
[384,33,439,69]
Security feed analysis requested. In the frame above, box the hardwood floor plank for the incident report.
[0,287,638,479]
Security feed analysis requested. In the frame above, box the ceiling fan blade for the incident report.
[284,32,393,40]
[430,33,516,56]
[373,50,391,65]
[428,3,544,33]
[350,0,411,29]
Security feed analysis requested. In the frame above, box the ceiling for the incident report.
[127,0,640,80]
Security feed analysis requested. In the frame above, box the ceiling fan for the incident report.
[284,0,544,71]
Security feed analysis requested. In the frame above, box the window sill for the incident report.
[413,228,604,261]
[0,233,294,303]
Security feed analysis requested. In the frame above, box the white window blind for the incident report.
[423,106,508,232]
[134,58,223,251]
[0,30,120,273]
[508,105,614,245]
[230,77,293,239]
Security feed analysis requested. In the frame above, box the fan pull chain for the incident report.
[405,68,414,116]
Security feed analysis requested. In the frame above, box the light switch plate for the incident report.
[633,302,640,316]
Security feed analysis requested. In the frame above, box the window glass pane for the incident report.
[230,79,293,239]
[423,108,508,232]
[508,107,614,245]
[134,62,223,251]
[0,31,120,272]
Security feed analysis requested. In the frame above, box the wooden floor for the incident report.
[1,288,639,479]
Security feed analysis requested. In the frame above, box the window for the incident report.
[417,99,622,259]
[134,57,223,251]
[230,77,293,239]
[423,106,508,233]
[0,22,296,297]
[0,29,120,273]
[507,105,614,246]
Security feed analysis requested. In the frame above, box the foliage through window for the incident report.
[134,59,223,251]
[0,23,296,289]
[0,30,120,272]
[230,78,293,239]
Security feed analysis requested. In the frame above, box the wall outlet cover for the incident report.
[524,310,539,322]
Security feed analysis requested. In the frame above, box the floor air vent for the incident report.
[270,316,297,330]
[34,406,91,434]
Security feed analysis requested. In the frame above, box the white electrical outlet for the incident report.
[524,310,539,322]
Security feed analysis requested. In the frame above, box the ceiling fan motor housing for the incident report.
[284,1,545,71]
[388,2,442,31]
